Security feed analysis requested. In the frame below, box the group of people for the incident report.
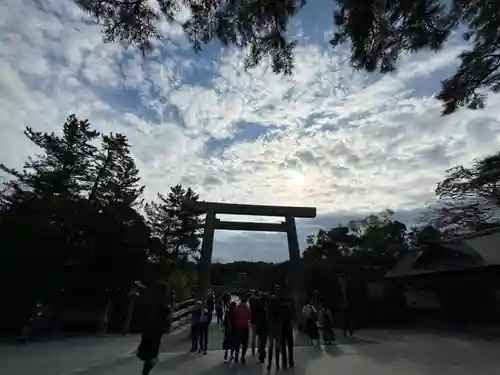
[137,284,355,375]
[301,300,354,346]
[213,286,296,371]
[190,288,355,372]
[187,287,295,371]
[189,291,232,354]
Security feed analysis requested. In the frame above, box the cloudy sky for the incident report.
[1,0,500,263]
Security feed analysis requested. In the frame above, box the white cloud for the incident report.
[1,0,500,262]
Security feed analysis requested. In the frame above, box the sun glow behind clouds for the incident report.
[285,169,306,186]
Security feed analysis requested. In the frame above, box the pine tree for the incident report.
[0,114,99,203]
[145,184,204,267]
[89,133,144,206]
[76,0,500,114]
[0,115,154,333]
[0,115,100,332]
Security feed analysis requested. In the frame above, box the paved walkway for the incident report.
[1,334,141,375]
[3,325,500,375]
[105,327,500,375]
[159,319,314,354]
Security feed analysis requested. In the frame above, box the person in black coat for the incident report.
[136,283,169,375]
[190,301,203,352]
[223,301,237,361]
[198,305,211,354]
[251,295,268,363]
[280,298,295,369]
[267,288,283,372]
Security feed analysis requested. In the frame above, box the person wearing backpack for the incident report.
[198,304,211,354]
[303,300,320,346]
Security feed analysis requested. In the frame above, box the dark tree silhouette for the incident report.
[75,0,500,114]
[421,150,500,237]
[408,224,442,248]
[88,133,145,206]
[145,184,204,267]
[303,209,408,279]
[0,115,152,333]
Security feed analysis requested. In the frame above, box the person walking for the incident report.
[267,286,282,372]
[198,304,211,354]
[136,283,169,375]
[215,296,224,325]
[320,305,335,345]
[280,297,295,369]
[207,293,215,317]
[256,296,269,364]
[223,301,237,361]
[303,300,320,346]
[222,292,230,311]
[190,301,203,352]
[341,304,354,338]
[248,292,259,355]
[233,296,251,364]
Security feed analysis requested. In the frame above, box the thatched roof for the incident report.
[386,229,500,278]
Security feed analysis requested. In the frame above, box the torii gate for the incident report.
[184,201,316,314]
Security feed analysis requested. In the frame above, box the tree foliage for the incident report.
[0,115,201,334]
[144,184,204,267]
[210,261,289,292]
[303,209,408,280]
[407,224,441,248]
[424,150,500,236]
[75,0,500,114]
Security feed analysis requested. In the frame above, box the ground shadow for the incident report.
[161,323,224,353]
[154,352,195,371]
[197,358,268,375]
[322,343,343,358]
[272,343,324,375]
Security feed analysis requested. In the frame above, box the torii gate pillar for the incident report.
[196,210,216,301]
[285,215,305,316]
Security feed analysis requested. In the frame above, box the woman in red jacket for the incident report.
[233,296,251,364]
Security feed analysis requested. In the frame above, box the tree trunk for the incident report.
[89,151,111,202]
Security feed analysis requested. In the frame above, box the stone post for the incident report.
[285,215,305,322]
[195,210,216,302]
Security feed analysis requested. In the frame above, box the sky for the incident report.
[1,0,500,263]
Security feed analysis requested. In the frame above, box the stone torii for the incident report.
[183,200,316,315]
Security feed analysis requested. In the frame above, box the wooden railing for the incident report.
[168,298,195,331]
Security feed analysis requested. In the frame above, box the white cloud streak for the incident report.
[1,0,500,261]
